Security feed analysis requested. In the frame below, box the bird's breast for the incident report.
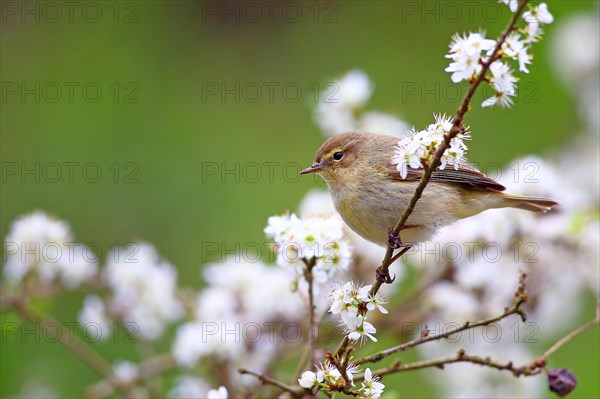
[328,178,460,246]
[329,178,408,246]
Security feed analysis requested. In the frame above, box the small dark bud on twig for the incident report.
[548,368,577,397]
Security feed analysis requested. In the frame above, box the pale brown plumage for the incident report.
[301,132,559,247]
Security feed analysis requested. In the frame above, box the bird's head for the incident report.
[300,132,386,186]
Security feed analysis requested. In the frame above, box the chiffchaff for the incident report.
[300,132,559,247]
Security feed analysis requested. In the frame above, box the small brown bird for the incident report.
[300,132,559,247]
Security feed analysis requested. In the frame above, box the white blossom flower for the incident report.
[346,363,360,385]
[113,360,138,384]
[3,211,72,282]
[313,70,373,136]
[343,307,378,342]
[304,362,363,389]
[3,211,97,289]
[366,294,388,314]
[78,295,111,341]
[524,20,543,43]
[312,70,410,139]
[207,386,228,399]
[391,114,470,178]
[482,61,517,107]
[298,189,406,293]
[552,14,600,82]
[168,376,209,399]
[265,213,352,290]
[445,54,481,83]
[358,111,410,137]
[298,370,323,388]
[173,259,304,371]
[201,259,304,322]
[329,285,348,315]
[328,281,385,342]
[172,320,245,368]
[523,3,554,25]
[499,0,518,13]
[361,368,385,399]
[445,32,496,83]
[523,3,553,43]
[551,13,600,133]
[315,362,346,385]
[314,103,356,137]
[421,152,598,335]
[105,243,183,341]
[335,69,374,108]
[527,22,542,44]
[329,281,370,314]
[344,282,371,304]
[503,33,533,73]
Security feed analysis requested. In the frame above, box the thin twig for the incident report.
[292,343,311,385]
[4,294,137,399]
[354,271,527,365]
[136,341,162,398]
[371,0,531,296]
[86,354,176,399]
[9,296,113,376]
[332,0,531,370]
[352,301,598,382]
[363,349,545,379]
[541,300,600,360]
[303,257,318,368]
[239,368,304,397]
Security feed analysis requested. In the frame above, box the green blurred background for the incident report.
[1,1,598,397]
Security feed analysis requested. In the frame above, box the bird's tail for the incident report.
[499,194,560,213]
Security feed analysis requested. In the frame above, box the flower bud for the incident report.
[547,368,577,397]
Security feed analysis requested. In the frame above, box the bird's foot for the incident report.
[376,267,396,284]
[387,228,404,250]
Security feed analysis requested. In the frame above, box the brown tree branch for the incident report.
[354,270,527,365]
[365,349,546,379]
[86,354,176,399]
[2,293,137,399]
[303,257,318,369]
[354,306,599,382]
[541,299,600,360]
[371,0,530,296]
[239,368,304,397]
[331,0,531,373]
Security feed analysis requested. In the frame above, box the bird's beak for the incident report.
[299,163,323,175]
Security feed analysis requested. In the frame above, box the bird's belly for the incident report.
[331,182,460,247]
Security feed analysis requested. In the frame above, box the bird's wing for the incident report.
[387,162,506,192]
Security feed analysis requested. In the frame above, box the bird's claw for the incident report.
[376,268,396,284]
[387,228,403,250]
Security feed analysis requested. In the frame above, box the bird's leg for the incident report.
[387,227,403,250]
[378,228,403,284]
[379,226,417,284]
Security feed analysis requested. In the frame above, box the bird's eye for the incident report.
[333,151,343,161]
